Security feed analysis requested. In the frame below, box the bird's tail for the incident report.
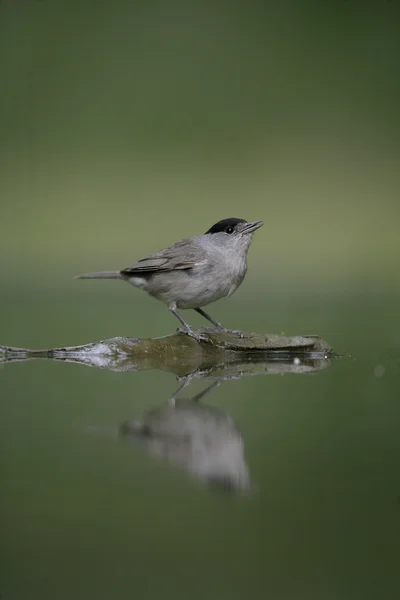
[75,271,123,280]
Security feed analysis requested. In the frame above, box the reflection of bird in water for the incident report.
[120,383,251,494]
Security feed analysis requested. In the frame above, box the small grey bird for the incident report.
[76,217,263,341]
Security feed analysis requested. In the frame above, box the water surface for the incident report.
[1,291,399,600]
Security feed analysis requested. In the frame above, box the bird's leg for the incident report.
[194,308,245,338]
[169,303,194,331]
[168,303,209,343]
[194,307,225,330]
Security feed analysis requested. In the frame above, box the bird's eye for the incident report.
[225,226,234,234]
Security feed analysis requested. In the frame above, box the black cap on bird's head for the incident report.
[205,218,263,236]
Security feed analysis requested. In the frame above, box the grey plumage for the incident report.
[76,217,263,340]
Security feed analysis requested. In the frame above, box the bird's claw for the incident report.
[178,328,210,343]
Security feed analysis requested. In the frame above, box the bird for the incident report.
[76,217,263,341]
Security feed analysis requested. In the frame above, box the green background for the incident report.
[1,1,399,599]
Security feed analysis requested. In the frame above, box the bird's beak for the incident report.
[242,220,264,234]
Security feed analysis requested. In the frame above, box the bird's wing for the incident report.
[121,238,205,275]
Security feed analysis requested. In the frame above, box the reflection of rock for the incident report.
[120,399,251,494]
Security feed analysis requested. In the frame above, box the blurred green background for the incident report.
[1,2,400,599]
[1,0,399,348]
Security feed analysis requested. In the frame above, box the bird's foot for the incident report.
[178,328,210,343]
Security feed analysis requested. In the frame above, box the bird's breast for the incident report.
[202,253,247,300]
[226,260,247,297]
